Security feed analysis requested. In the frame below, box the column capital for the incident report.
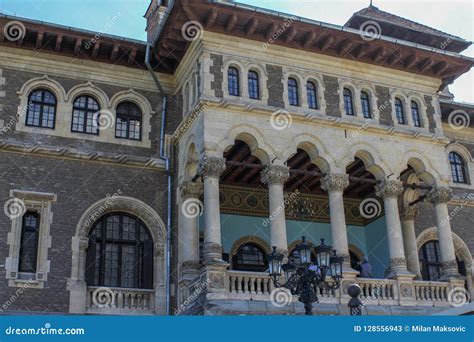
[78,238,89,251]
[375,180,403,199]
[401,205,418,221]
[427,187,453,204]
[198,156,226,178]
[180,181,203,199]
[261,165,289,185]
[321,173,350,192]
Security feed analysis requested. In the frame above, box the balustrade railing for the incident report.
[86,286,154,314]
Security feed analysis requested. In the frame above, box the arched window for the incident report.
[228,67,240,96]
[115,102,142,140]
[360,91,371,118]
[419,240,441,281]
[349,251,361,271]
[26,89,57,128]
[86,213,154,289]
[19,211,40,273]
[395,98,405,124]
[411,101,421,127]
[449,152,468,184]
[343,88,354,115]
[232,243,267,272]
[288,78,299,106]
[72,95,100,134]
[306,81,318,109]
[248,70,260,99]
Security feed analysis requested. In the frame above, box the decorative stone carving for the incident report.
[203,242,222,256]
[400,283,413,297]
[154,243,165,257]
[261,165,290,185]
[181,261,200,271]
[198,156,226,178]
[389,257,407,269]
[209,273,225,289]
[79,238,89,251]
[180,181,203,199]
[427,187,453,204]
[321,173,350,192]
[375,180,403,199]
[401,205,418,221]
[441,259,459,274]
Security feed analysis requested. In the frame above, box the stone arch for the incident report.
[109,89,155,116]
[349,244,365,261]
[338,79,358,117]
[281,137,333,173]
[222,59,245,97]
[66,82,110,109]
[401,152,440,186]
[342,145,390,180]
[447,142,473,163]
[17,75,67,101]
[229,236,271,270]
[406,93,429,129]
[69,196,167,315]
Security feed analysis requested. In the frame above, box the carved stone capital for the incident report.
[79,238,89,251]
[180,181,203,199]
[321,173,350,192]
[203,242,223,261]
[375,180,403,199]
[181,260,200,271]
[427,187,453,204]
[198,156,226,178]
[261,165,289,185]
[154,243,165,257]
[401,205,418,221]
[389,257,407,270]
[440,259,459,278]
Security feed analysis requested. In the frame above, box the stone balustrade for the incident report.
[86,286,155,315]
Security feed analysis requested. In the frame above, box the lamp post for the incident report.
[268,237,343,315]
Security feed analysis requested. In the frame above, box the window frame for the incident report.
[248,70,260,100]
[343,87,354,116]
[411,101,421,127]
[288,78,299,106]
[360,91,371,118]
[71,95,101,135]
[449,152,468,184]
[25,89,57,129]
[18,211,40,273]
[395,98,406,124]
[228,67,240,96]
[232,243,268,272]
[115,101,143,141]
[306,81,318,109]
[419,240,442,281]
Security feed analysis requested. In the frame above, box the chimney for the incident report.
[145,0,169,43]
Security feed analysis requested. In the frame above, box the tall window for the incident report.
[360,91,371,118]
[419,241,442,281]
[86,213,154,289]
[449,152,468,184]
[72,95,100,134]
[343,88,354,115]
[228,67,240,96]
[115,102,142,140]
[248,71,260,99]
[306,81,318,109]
[395,98,405,124]
[411,101,421,127]
[233,243,267,272]
[26,89,56,128]
[288,78,299,106]
[19,211,40,273]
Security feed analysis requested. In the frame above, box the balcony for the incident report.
[86,286,155,315]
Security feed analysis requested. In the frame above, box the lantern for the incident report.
[295,236,312,265]
[314,238,332,268]
[268,246,283,278]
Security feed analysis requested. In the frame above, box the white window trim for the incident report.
[446,143,473,189]
[5,190,57,288]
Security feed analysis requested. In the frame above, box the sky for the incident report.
[1,0,472,102]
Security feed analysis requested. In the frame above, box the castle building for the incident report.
[0,0,473,315]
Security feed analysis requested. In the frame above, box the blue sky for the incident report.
[1,0,472,102]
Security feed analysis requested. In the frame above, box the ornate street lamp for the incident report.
[268,237,343,315]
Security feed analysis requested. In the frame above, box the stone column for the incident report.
[321,173,354,274]
[199,156,226,263]
[375,180,409,277]
[401,205,422,278]
[178,181,203,279]
[427,187,460,279]
[261,165,290,255]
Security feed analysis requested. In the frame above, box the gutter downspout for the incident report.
[145,43,171,315]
